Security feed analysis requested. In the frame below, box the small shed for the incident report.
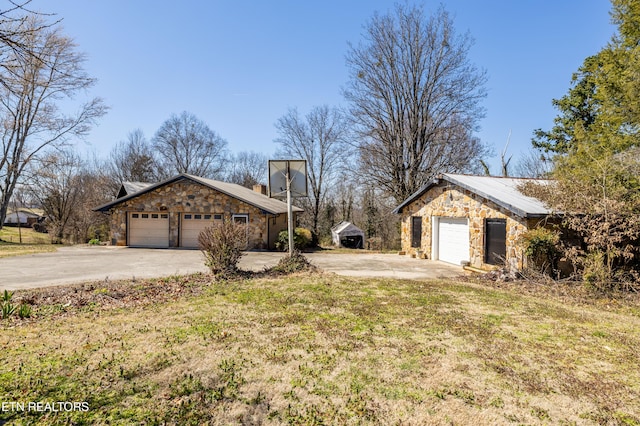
[331,221,365,249]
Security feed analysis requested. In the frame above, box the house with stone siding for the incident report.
[94,173,302,250]
[393,174,553,270]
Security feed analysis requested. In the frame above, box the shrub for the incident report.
[17,303,31,319]
[270,251,317,274]
[88,238,101,245]
[1,290,15,319]
[275,228,312,251]
[582,250,609,287]
[520,227,561,276]
[198,220,246,277]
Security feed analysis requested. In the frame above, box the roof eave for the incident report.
[93,173,304,215]
[443,175,552,219]
[93,174,186,212]
[186,174,301,215]
[392,177,441,214]
[392,174,554,218]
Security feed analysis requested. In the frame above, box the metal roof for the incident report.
[393,173,554,218]
[121,181,153,195]
[330,221,364,235]
[95,174,303,215]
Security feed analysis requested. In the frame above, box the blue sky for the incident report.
[29,1,615,173]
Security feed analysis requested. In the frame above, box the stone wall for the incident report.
[399,183,531,270]
[107,178,272,249]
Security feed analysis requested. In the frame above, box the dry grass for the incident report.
[1,272,639,425]
[0,227,55,258]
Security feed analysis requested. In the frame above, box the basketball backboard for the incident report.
[268,160,308,198]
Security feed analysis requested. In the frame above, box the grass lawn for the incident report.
[1,272,639,425]
[0,227,56,258]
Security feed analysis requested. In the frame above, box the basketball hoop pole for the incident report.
[268,159,306,255]
[286,162,294,256]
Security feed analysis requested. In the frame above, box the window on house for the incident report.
[195,214,202,220]
[151,214,159,219]
[204,214,211,220]
[485,219,507,265]
[411,216,422,248]
[142,214,149,219]
[213,214,223,221]
[184,214,192,220]
[132,213,139,218]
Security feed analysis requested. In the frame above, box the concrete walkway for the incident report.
[0,246,463,290]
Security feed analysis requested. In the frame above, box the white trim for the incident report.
[431,216,439,260]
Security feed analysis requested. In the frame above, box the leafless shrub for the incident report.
[520,177,640,292]
[268,250,318,275]
[198,220,246,277]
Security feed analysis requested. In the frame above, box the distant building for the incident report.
[331,221,365,249]
[3,208,45,227]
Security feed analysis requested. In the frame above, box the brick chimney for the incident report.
[253,184,267,195]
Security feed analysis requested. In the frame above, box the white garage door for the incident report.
[437,217,469,265]
[180,213,221,248]
[129,212,169,248]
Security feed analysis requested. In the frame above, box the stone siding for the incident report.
[107,179,272,249]
[400,183,532,270]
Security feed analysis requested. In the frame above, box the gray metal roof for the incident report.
[95,174,303,215]
[122,181,153,195]
[117,181,154,198]
[330,221,364,236]
[394,173,554,218]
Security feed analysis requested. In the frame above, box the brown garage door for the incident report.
[129,212,169,248]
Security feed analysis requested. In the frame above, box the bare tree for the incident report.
[0,2,56,85]
[226,150,268,188]
[274,105,351,240]
[344,4,488,203]
[27,151,83,242]
[108,129,159,184]
[152,111,228,179]
[513,149,553,178]
[0,16,107,229]
[27,151,111,243]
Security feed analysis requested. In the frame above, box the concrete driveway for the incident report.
[0,246,464,290]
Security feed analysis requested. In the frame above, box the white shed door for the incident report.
[129,213,169,248]
[438,217,469,265]
[181,213,221,248]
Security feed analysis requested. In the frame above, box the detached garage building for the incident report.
[393,174,552,270]
[331,221,365,249]
[94,174,302,250]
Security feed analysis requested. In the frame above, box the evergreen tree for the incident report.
[528,0,640,289]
